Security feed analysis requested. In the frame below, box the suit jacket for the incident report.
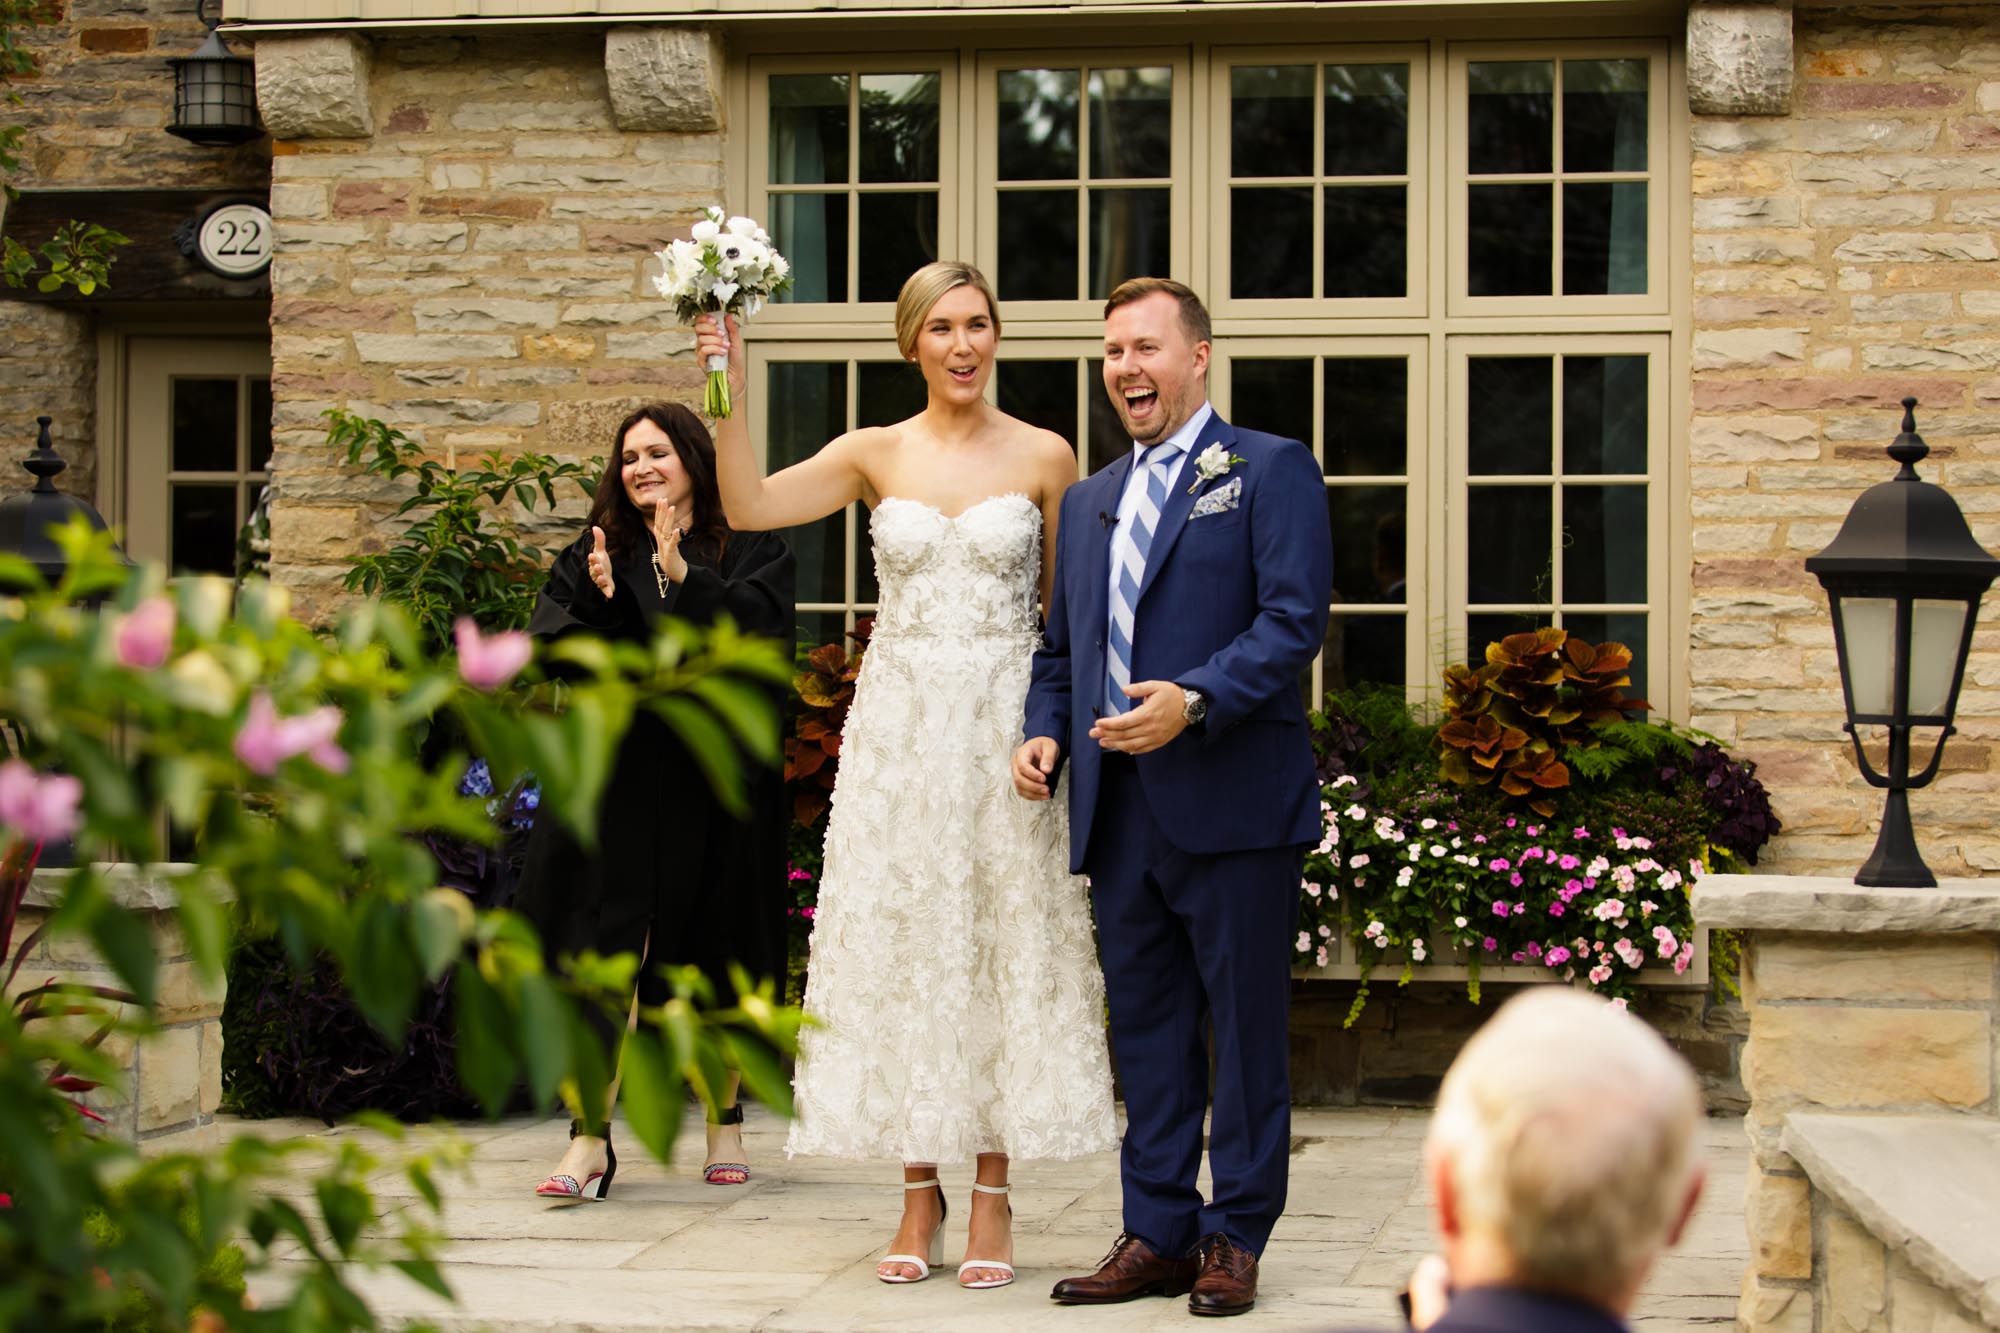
[1025,410,1333,872]
[1376,1285,1633,1333]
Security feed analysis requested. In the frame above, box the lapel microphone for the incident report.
[1099,511,1115,530]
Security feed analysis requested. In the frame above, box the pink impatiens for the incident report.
[455,617,532,692]
[234,691,350,777]
[114,596,176,670]
[0,760,83,844]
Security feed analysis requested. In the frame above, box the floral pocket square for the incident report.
[1191,476,1242,518]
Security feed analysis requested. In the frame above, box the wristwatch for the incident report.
[1181,686,1208,727]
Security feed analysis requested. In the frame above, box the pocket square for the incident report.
[1191,476,1242,518]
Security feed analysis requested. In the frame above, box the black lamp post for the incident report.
[0,416,123,591]
[1805,398,2000,888]
[166,0,261,148]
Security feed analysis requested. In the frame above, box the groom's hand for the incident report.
[1012,738,1062,801]
[1089,681,1187,755]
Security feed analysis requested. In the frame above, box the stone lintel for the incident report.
[1781,1112,2000,1328]
[1686,1,1794,118]
[1694,873,2000,934]
[604,25,724,134]
[253,32,375,141]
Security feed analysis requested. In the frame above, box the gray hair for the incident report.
[1426,988,1702,1293]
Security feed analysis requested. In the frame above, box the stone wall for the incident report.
[0,0,268,498]
[7,868,227,1153]
[1290,978,1747,1112]
[259,30,719,621]
[1688,3,2000,880]
[1695,874,2000,1332]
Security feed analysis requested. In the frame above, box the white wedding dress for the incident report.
[786,492,1119,1163]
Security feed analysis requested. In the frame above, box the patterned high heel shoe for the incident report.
[535,1119,617,1202]
[703,1103,750,1185]
[877,1177,948,1283]
[957,1181,1015,1289]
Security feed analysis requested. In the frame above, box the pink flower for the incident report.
[1508,872,1524,888]
[1572,827,1590,839]
[1315,945,1330,967]
[1614,938,1644,969]
[1675,941,1695,975]
[1548,902,1565,917]
[1545,946,1571,967]
[1558,854,1580,871]
[234,691,350,777]
[0,760,83,844]
[1588,963,1613,985]
[115,596,176,670]
[1482,936,1497,951]
[1608,997,1629,1011]
[1488,857,1511,872]
[1296,931,1311,952]
[454,617,533,692]
[1492,901,1511,917]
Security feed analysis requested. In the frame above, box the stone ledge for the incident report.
[22,863,224,912]
[1781,1112,2000,1328]
[1694,873,2000,935]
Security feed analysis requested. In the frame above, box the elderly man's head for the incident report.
[1424,989,1705,1312]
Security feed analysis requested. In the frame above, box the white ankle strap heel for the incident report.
[959,1182,1015,1289]
[878,1178,946,1284]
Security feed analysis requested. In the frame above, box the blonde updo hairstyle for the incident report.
[893,261,1001,360]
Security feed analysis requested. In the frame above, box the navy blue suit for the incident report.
[1343,1286,1631,1333]
[1025,411,1331,1257]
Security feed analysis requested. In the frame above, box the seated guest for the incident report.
[1396,988,1706,1332]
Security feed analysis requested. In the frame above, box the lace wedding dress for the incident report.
[786,492,1119,1163]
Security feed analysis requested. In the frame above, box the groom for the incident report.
[1014,278,1332,1317]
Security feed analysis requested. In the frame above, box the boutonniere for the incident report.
[1189,442,1247,494]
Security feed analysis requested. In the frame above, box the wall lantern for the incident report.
[0,417,127,591]
[166,0,262,148]
[1805,398,2000,888]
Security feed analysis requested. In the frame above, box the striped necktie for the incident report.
[1106,442,1182,716]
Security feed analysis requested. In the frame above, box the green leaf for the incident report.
[173,875,230,985]
[652,696,747,816]
[314,1178,371,1257]
[87,901,158,1007]
[613,1028,684,1161]
[347,897,419,1046]
[687,676,781,766]
[719,1029,794,1118]
[409,889,467,982]
[393,1257,454,1301]
[452,966,518,1115]
[514,971,570,1109]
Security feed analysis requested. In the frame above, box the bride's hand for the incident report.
[693,312,747,400]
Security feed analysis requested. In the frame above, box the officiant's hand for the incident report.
[1012,737,1061,801]
[1089,681,1188,755]
[693,312,747,400]
[650,502,689,584]
[587,526,616,599]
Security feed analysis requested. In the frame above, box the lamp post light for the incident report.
[1805,398,2000,888]
[0,416,123,591]
[166,0,261,149]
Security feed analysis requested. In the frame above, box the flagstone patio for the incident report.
[243,1105,1749,1331]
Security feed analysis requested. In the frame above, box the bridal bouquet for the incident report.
[651,206,792,418]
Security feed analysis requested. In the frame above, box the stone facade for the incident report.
[1689,2,2000,882]
[0,0,267,496]
[258,31,720,621]
[1695,874,2000,1332]
[7,868,228,1153]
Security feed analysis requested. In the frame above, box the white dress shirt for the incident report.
[1104,401,1214,703]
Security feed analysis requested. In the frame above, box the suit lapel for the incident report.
[1136,411,1233,608]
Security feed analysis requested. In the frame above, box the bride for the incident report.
[694,262,1117,1290]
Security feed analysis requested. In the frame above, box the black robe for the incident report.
[513,525,795,1011]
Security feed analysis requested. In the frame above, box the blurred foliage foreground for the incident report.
[0,521,803,1331]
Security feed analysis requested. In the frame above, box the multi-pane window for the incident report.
[739,38,1681,707]
[981,55,1188,308]
[1452,46,1668,309]
[166,374,272,577]
[759,63,948,305]
[1218,51,1425,311]
[1452,340,1667,691]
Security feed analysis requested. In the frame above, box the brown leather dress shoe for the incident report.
[1187,1234,1258,1316]
[1049,1232,1199,1304]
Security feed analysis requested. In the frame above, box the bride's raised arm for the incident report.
[695,312,870,532]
